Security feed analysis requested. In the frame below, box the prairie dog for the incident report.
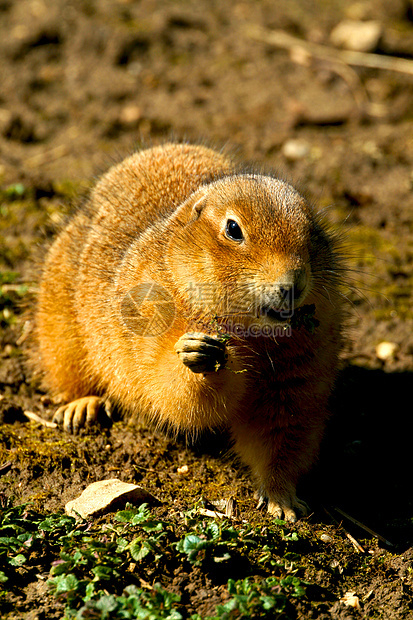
[33,143,344,521]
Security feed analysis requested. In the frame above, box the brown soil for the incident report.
[0,0,412,618]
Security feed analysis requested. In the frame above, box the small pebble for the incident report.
[3,344,13,356]
[177,464,189,475]
[340,591,361,610]
[119,104,142,125]
[282,139,310,161]
[375,341,399,362]
[3,308,12,321]
[320,533,333,543]
[330,20,382,53]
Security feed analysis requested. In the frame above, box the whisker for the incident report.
[322,285,333,305]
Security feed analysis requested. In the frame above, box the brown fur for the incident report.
[32,142,345,521]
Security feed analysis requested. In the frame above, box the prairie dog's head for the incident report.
[167,174,339,328]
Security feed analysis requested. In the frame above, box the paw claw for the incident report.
[53,396,107,434]
[256,496,267,511]
[267,501,285,520]
[260,495,308,523]
[175,332,226,373]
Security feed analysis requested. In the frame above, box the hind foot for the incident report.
[174,332,227,373]
[53,396,112,434]
[256,493,309,523]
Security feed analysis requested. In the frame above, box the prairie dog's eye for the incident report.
[225,219,244,242]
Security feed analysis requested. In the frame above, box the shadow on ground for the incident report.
[310,364,413,550]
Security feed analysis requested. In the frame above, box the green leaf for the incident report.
[219,597,239,612]
[114,508,138,523]
[129,538,151,562]
[5,183,26,198]
[206,522,220,539]
[84,581,96,601]
[39,515,76,532]
[261,595,278,610]
[0,536,20,547]
[52,572,79,594]
[95,594,118,614]
[123,584,143,597]
[50,560,73,576]
[9,553,26,567]
[92,564,114,581]
[116,537,129,553]
[182,534,202,552]
[17,532,33,544]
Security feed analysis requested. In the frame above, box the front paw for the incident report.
[257,493,309,523]
[174,332,227,373]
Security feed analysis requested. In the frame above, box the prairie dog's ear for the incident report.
[192,192,207,219]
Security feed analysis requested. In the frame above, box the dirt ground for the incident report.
[0,0,413,618]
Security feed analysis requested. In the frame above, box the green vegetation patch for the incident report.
[0,501,310,619]
[2,486,409,619]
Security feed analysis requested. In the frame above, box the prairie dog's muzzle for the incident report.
[258,267,309,320]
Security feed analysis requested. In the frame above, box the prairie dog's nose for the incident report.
[279,267,308,303]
